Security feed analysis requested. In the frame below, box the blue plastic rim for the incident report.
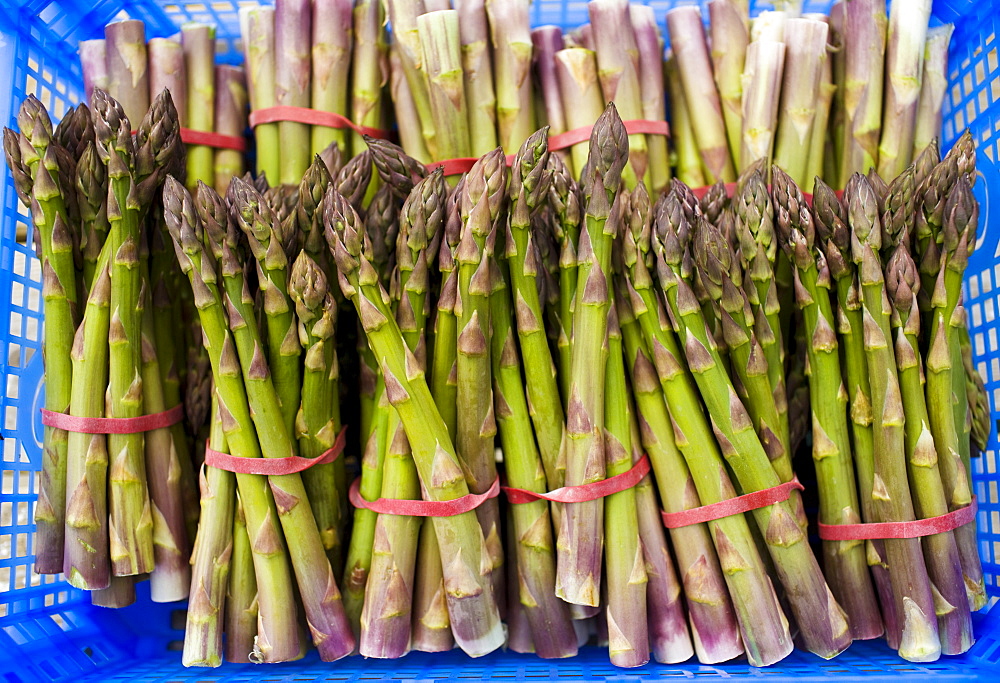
[1,0,1000,680]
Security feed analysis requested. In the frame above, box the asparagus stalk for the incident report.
[389,45,432,164]
[225,492,259,663]
[183,398,236,667]
[456,0,499,156]
[91,574,135,608]
[840,0,886,186]
[92,91,155,577]
[532,27,567,153]
[419,10,472,160]
[547,153,582,405]
[926,177,987,611]
[79,39,108,105]
[289,253,343,572]
[104,21,149,130]
[386,0,437,161]
[751,10,787,42]
[805,22,836,186]
[350,0,388,156]
[505,131,565,489]
[708,0,749,169]
[430,178,464,443]
[325,189,505,657]
[843,173,939,661]
[628,6,670,194]
[505,503,535,655]
[63,247,111,590]
[617,284,740,664]
[148,39,187,127]
[311,0,353,157]
[554,48,605,181]
[913,25,954,160]
[588,0,647,190]
[655,184,852,660]
[603,301,649,668]
[877,0,932,179]
[664,55,707,189]
[666,7,735,183]
[486,0,534,155]
[214,66,247,195]
[411,519,454,652]
[273,0,312,184]
[455,149,506,613]
[491,251,578,659]
[366,136,426,201]
[773,19,829,186]
[771,167,882,640]
[813,178,901,645]
[885,237,974,654]
[556,104,628,607]
[240,6,280,182]
[739,39,785,172]
[182,24,216,190]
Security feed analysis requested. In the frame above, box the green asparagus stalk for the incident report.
[5,99,79,573]
[430,178,464,442]
[455,149,506,613]
[926,177,987,611]
[603,301,649,668]
[75,139,110,293]
[532,27,567,156]
[454,0,498,157]
[771,166,882,640]
[708,0,749,168]
[182,24,216,190]
[553,48,605,180]
[104,21,149,130]
[557,104,628,607]
[885,238,974,654]
[486,0,534,155]
[225,492,259,663]
[325,188,505,657]
[288,253,344,572]
[183,397,236,667]
[63,247,111,590]
[274,0,311,184]
[350,0,388,156]
[666,6,736,183]
[92,91,155,577]
[490,255,578,658]
[366,136,426,201]
[385,0,437,161]
[588,0,648,190]
[913,25,953,161]
[419,10,472,161]
[773,19,829,186]
[311,0,353,157]
[840,0,887,186]
[843,173,939,661]
[664,55,707,189]
[547,153,582,406]
[213,65,247,195]
[389,45,431,164]
[877,0,932,179]
[655,183,852,660]
[505,131,565,489]
[739,39,785,172]
[411,519,454,652]
[629,5,670,194]
[805,21,836,186]
[240,6,280,182]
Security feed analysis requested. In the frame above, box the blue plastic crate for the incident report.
[2,0,1000,680]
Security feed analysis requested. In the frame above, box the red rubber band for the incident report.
[41,405,184,434]
[248,106,393,140]
[425,154,516,177]
[547,119,671,152]
[661,477,805,528]
[818,498,978,540]
[349,476,501,517]
[204,426,347,476]
[503,455,651,504]
[180,127,247,152]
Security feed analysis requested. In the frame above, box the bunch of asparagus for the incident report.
[82,19,249,194]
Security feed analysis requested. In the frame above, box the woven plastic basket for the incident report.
[2,0,1000,680]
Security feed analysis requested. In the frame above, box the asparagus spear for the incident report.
[629,5,673,190]
[214,65,247,195]
[386,0,437,160]
[557,104,628,607]
[389,44,432,164]
[666,7,735,183]
[885,236,974,654]
[350,0,388,156]
[664,54,707,189]
[419,10,473,161]
[104,21,149,129]
[843,173,940,661]
[311,0,353,157]
[532,27,567,156]
[913,25,954,161]
[840,0,887,186]
[225,492,258,664]
[366,136,426,201]
[805,18,836,185]
[274,0,311,184]
[456,0,499,156]
[708,0,749,168]
[336,149,374,213]
[240,6,280,181]
[183,397,236,667]
[877,0,932,179]
[603,300,649,668]
[79,39,108,105]
[325,189,505,657]
[148,38,187,128]
[771,167,883,640]
[547,153,582,405]
[486,0,534,155]
[63,247,111,590]
[182,24,216,190]
[654,183,852,660]
[739,39,785,172]
[410,519,454,652]
[554,48,605,180]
